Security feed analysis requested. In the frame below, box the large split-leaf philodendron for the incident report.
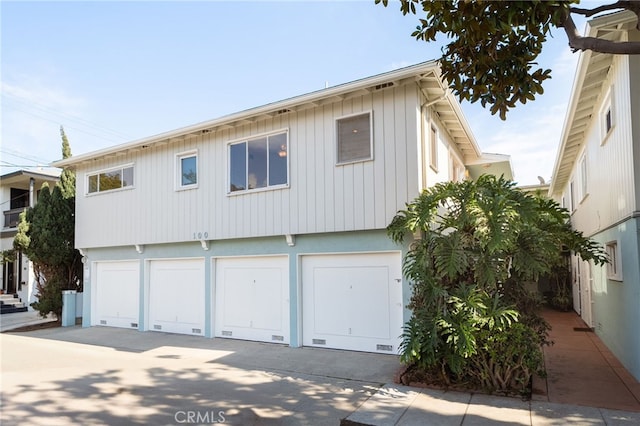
[387,175,607,394]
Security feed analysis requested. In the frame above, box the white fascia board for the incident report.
[53,61,440,168]
[548,10,636,196]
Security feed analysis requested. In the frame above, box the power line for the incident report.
[1,148,51,165]
[3,91,132,140]
[6,105,127,143]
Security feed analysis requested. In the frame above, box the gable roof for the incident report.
[52,61,484,169]
[549,11,638,195]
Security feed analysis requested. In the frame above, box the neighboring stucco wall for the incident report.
[590,217,640,380]
[80,229,411,348]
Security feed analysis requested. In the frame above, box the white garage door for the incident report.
[215,256,289,344]
[94,261,140,329]
[302,252,403,354]
[149,258,205,336]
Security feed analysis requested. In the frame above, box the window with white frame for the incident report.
[336,112,372,164]
[600,87,614,143]
[606,241,622,280]
[228,131,288,193]
[450,153,464,182]
[176,151,198,190]
[579,154,588,201]
[429,125,438,171]
[87,165,134,194]
[569,180,576,212]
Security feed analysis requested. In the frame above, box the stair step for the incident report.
[0,306,28,314]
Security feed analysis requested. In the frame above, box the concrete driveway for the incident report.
[1,326,398,425]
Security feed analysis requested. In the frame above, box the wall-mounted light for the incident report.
[200,240,209,251]
[135,244,144,254]
[285,234,295,247]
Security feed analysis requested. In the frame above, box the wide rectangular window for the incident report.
[606,241,622,281]
[228,131,288,193]
[176,151,198,190]
[336,112,372,164]
[87,165,134,194]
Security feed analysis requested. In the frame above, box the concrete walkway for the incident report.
[343,309,640,425]
[533,309,640,412]
[4,309,640,425]
[0,310,56,332]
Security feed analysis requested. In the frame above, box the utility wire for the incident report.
[7,105,127,143]
[3,91,132,140]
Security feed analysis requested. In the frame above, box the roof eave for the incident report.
[53,61,441,168]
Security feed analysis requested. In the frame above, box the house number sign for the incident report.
[193,231,209,239]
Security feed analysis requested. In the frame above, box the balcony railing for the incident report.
[3,208,26,229]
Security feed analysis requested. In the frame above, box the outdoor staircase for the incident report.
[0,294,28,314]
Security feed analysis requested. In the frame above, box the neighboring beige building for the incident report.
[0,168,60,312]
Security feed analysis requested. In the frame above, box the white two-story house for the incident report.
[549,11,640,379]
[53,62,512,354]
[0,168,61,312]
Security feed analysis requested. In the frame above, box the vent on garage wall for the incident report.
[131,323,138,328]
[192,328,201,334]
[154,325,162,330]
[222,330,232,336]
[312,339,326,345]
[100,320,107,325]
[377,344,393,352]
[271,335,284,342]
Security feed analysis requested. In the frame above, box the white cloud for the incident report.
[481,103,568,185]
[1,76,89,169]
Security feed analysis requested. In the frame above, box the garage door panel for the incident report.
[312,268,349,335]
[221,268,253,328]
[215,257,289,343]
[149,259,204,335]
[302,253,402,354]
[252,268,284,331]
[350,273,391,339]
[94,261,140,329]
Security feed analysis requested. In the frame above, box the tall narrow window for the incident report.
[579,154,588,201]
[600,87,614,143]
[336,112,372,164]
[569,180,575,212]
[606,241,622,280]
[176,151,198,190]
[228,131,288,193]
[429,125,438,171]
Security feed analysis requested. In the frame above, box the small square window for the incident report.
[606,241,622,281]
[176,151,198,189]
[336,112,372,164]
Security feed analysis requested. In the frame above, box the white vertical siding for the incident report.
[570,54,636,236]
[74,84,423,248]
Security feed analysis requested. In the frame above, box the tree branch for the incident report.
[562,13,640,54]
[570,1,634,17]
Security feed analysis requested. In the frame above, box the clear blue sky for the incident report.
[1,1,588,185]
